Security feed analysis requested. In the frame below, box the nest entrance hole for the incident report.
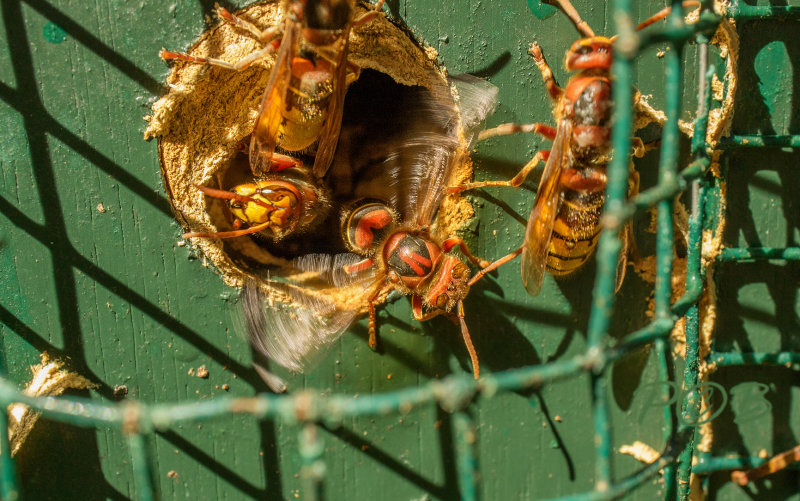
[216,69,444,264]
[148,1,462,286]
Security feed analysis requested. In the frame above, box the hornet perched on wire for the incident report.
[451,0,699,295]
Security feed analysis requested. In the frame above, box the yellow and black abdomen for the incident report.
[546,190,604,277]
[277,60,335,151]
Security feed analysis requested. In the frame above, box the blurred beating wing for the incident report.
[241,253,380,376]
[311,24,352,179]
[384,74,499,227]
[248,18,299,176]
[521,118,571,296]
[384,133,461,227]
[450,74,500,143]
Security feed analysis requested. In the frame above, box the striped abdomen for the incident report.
[341,200,397,256]
[546,190,603,277]
[255,57,335,153]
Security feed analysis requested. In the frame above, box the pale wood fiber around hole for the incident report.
[145,1,478,314]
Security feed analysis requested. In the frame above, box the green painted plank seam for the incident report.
[0,0,741,498]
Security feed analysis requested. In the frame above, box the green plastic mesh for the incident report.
[1,1,799,500]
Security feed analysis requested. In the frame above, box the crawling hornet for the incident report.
[162,0,385,241]
[242,76,519,385]
[452,0,698,295]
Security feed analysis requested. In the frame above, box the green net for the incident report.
[1,0,799,499]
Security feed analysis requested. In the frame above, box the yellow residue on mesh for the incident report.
[630,10,735,485]
[4,353,96,457]
[681,4,736,490]
[620,441,661,465]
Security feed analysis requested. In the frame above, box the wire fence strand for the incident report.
[5,0,800,499]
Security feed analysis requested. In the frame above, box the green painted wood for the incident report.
[0,1,796,500]
[705,13,800,499]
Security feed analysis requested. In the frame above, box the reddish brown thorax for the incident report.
[562,37,614,157]
[380,233,470,311]
[382,232,443,289]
